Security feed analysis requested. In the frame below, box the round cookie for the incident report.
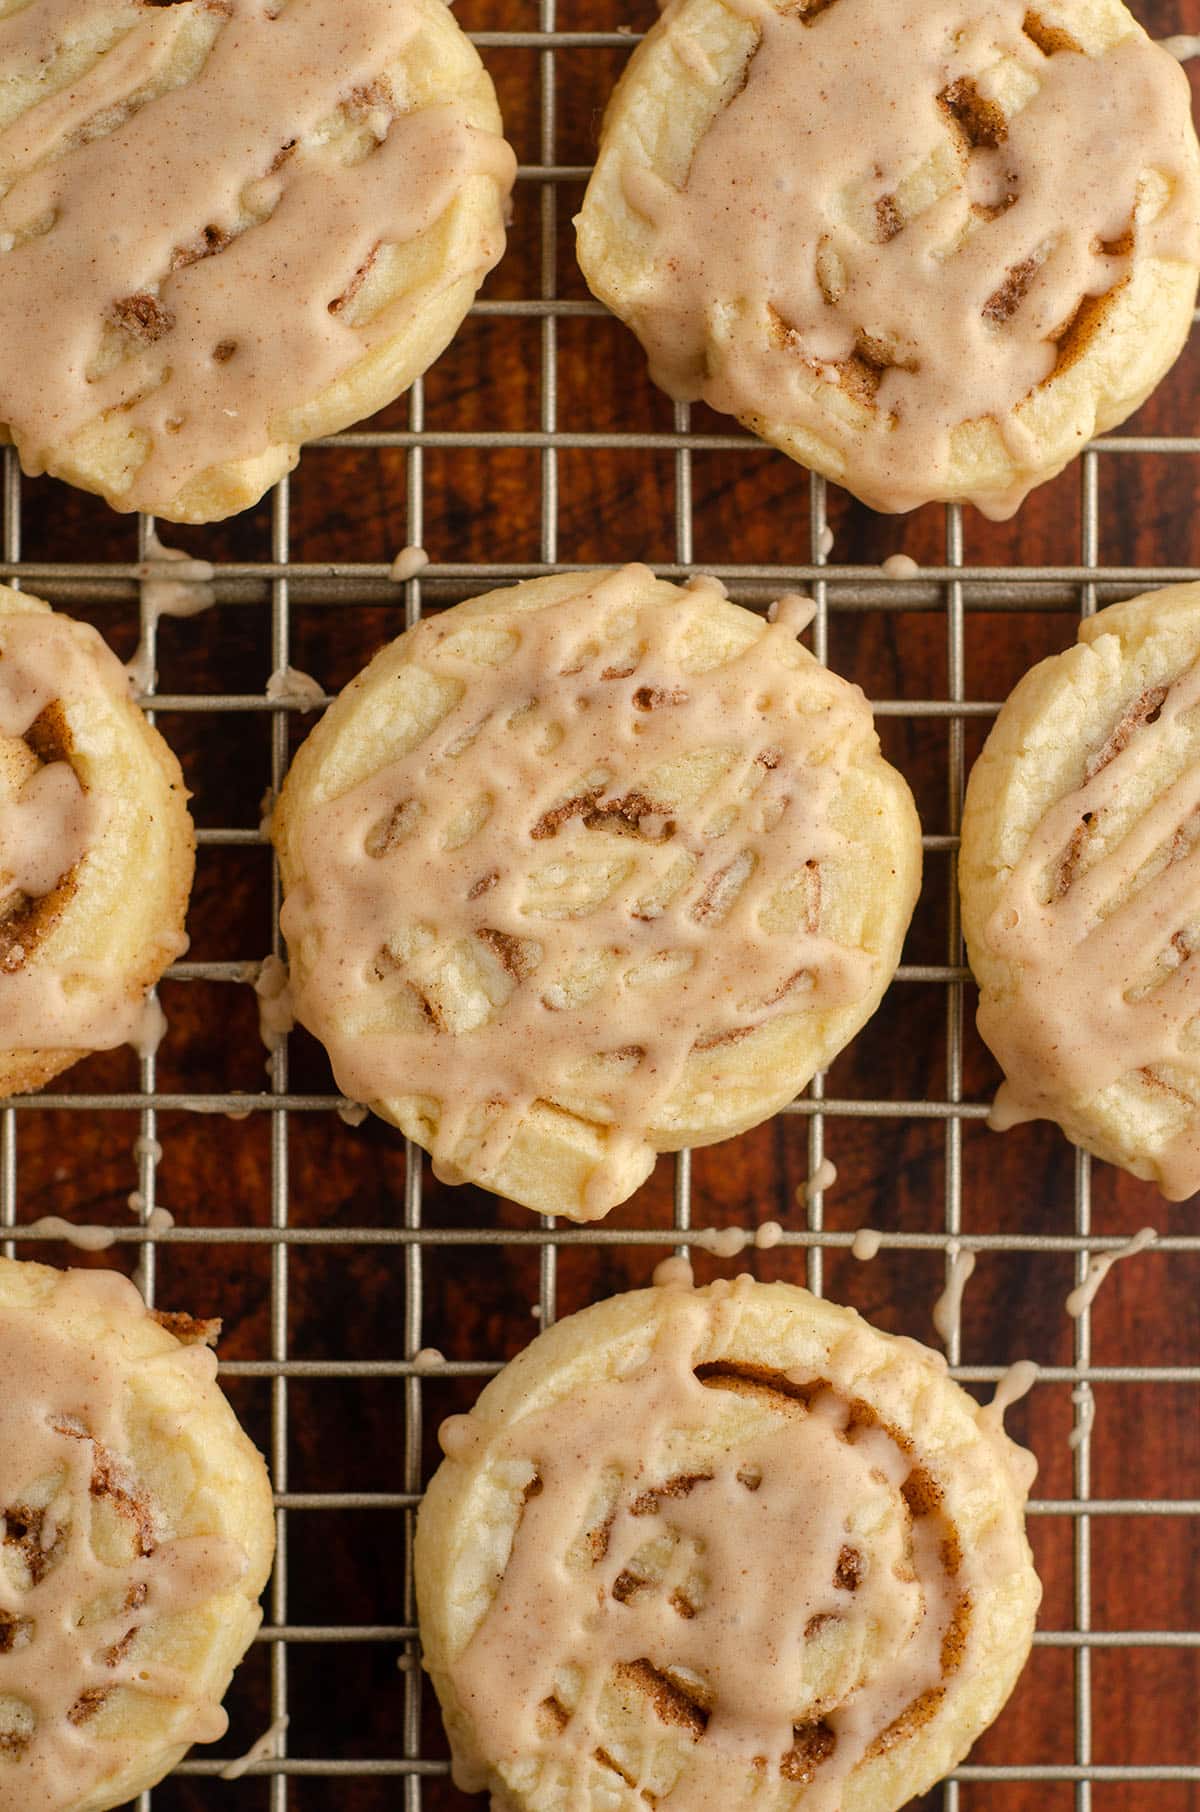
[0,586,194,1097]
[0,1257,275,1812]
[961,580,1200,1197]
[0,0,515,523]
[576,0,1200,519]
[273,566,921,1219]
[416,1274,1041,1812]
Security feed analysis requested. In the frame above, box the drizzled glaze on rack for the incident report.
[0,611,173,1057]
[281,567,885,1215]
[0,0,515,509]
[615,0,1200,516]
[437,1277,1037,1811]
[981,644,1200,1197]
[0,1267,246,1810]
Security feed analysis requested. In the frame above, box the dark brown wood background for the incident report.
[6,0,1200,1806]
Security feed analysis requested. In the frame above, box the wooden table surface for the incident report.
[6,1,1200,1807]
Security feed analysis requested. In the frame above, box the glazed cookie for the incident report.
[416,1275,1041,1812]
[962,580,1200,1197]
[0,0,515,522]
[576,0,1200,519]
[273,566,921,1219]
[0,1257,275,1812]
[0,587,193,1097]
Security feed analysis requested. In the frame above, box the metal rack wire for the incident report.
[0,7,1197,1808]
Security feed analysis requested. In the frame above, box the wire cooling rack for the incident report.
[1,2,1199,1808]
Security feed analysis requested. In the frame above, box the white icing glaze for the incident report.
[0,1267,248,1806]
[266,667,325,713]
[981,653,1200,1197]
[0,0,516,511]
[0,612,180,1058]
[127,531,215,697]
[931,1244,977,1353]
[754,1219,784,1249]
[611,0,1200,518]
[652,1255,696,1291]
[19,1217,115,1252]
[1065,1226,1157,1318]
[282,570,881,1217]
[412,1347,446,1374]
[219,1713,289,1782]
[805,1157,837,1200]
[981,1359,1038,1431]
[252,955,294,1057]
[1067,1383,1095,1451]
[702,1226,750,1258]
[440,1283,1032,1810]
[882,554,921,581]
[391,546,430,582]
[850,1226,883,1261]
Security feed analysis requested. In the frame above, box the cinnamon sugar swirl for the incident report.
[0,587,193,1097]
[576,0,1200,519]
[0,1257,275,1812]
[272,567,921,1219]
[962,581,1200,1197]
[0,0,515,523]
[416,1276,1040,1812]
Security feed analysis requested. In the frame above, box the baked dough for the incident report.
[961,580,1200,1197]
[273,567,921,1219]
[0,586,193,1097]
[0,0,515,522]
[416,1275,1041,1812]
[0,1257,275,1812]
[576,0,1200,519]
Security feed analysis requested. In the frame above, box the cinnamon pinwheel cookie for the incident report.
[0,1257,275,1812]
[961,580,1200,1197]
[0,0,515,522]
[272,566,921,1220]
[0,587,193,1097]
[416,1276,1041,1812]
[576,0,1200,519]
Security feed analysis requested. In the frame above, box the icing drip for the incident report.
[412,1347,446,1373]
[266,668,325,713]
[1065,1226,1157,1318]
[282,569,880,1216]
[0,0,516,510]
[19,1217,116,1252]
[1162,36,1200,61]
[981,652,1200,1198]
[391,546,430,583]
[1067,1384,1095,1451]
[252,956,294,1058]
[0,612,177,1056]
[219,1712,289,1782]
[805,1157,837,1200]
[0,1268,247,1807]
[128,531,215,696]
[882,554,921,581]
[982,1359,1038,1431]
[652,1255,696,1291]
[443,1287,1013,1811]
[850,1226,883,1261]
[931,1243,977,1352]
[702,1226,749,1258]
[612,0,1200,518]
[755,1220,783,1249]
